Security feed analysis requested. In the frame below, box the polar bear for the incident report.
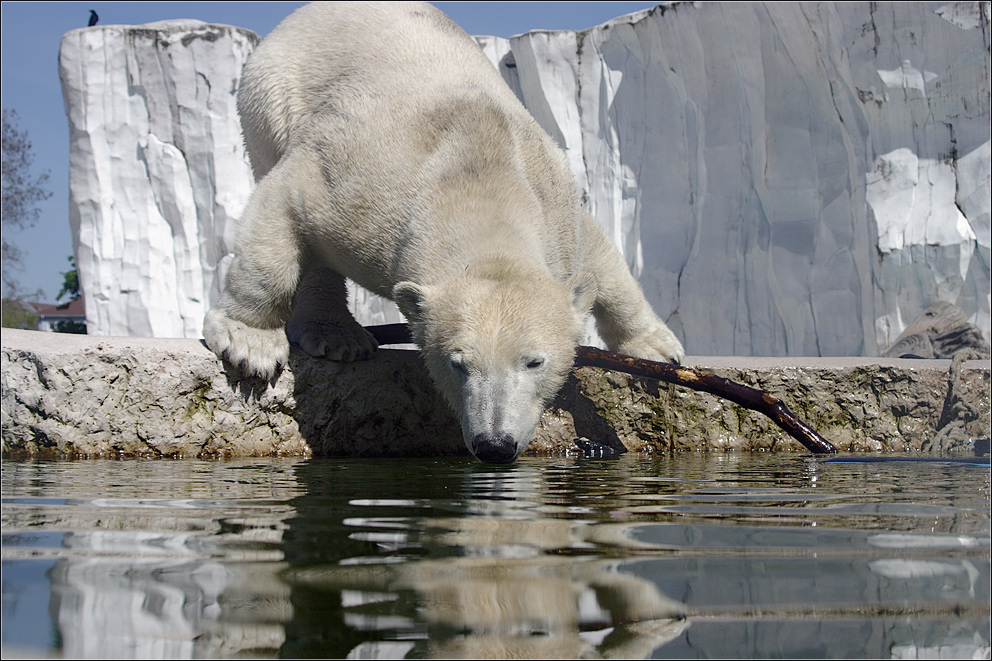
[203,1,684,463]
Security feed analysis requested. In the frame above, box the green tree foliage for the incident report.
[53,255,86,333]
[57,255,81,302]
[1,298,38,329]
[2,107,52,297]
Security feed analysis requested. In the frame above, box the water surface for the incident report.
[2,453,989,658]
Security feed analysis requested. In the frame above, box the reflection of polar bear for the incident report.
[290,516,688,658]
[203,1,684,463]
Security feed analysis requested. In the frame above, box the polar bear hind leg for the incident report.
[287,267,378,362]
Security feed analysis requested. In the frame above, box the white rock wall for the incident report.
[479,1,990,356]
[59,20,258,337]
[60,3,990,356]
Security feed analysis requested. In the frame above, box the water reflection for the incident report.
[284,460,688,657]
[3,460,300,658]
[2,454,989,658]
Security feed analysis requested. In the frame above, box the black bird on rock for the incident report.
[88,10,99,26]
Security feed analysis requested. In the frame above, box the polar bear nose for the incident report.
[471,433,518,464]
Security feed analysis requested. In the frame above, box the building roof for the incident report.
[26,298,86,319]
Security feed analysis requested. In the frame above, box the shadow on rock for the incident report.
[286,347,467,458]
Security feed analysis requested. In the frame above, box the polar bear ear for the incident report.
[393,281,431,325]
[566,271,597,317]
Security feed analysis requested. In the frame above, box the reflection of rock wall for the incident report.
[49,553,293,658]
[59,3,990,355]
[4,457,988,659]
[3,461,299,659]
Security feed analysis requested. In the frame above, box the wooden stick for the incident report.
[365,323,837,454]
[573,345,837,454]
[365,323,415,346]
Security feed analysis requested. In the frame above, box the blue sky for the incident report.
[1,1,661,303]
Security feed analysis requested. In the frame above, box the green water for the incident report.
[2,453,989,659]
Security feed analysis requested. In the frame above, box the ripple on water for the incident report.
[2,453,989,659]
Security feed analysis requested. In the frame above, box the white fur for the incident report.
[203,1,685,462]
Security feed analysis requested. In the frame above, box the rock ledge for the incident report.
[2,329,988,459]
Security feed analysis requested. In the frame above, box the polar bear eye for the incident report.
[449,354,469,374]
[525,357,545,370]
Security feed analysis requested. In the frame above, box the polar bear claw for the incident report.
[288,319,379,362]
[203,308,288,381]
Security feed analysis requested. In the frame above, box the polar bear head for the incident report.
[394,268,596,464]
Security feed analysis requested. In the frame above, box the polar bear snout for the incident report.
[452,361,553,464]
[471,432,519,464]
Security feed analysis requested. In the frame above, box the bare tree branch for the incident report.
[2,108,51,231]
[2,108,52,297]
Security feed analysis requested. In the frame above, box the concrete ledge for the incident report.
[2,329,989,459]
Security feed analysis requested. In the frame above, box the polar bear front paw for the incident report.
[203,308,289,380]
[287,319,379,362]
[617,322,686,365]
